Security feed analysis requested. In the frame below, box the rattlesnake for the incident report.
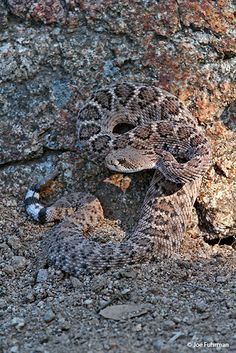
[25,83,211,276]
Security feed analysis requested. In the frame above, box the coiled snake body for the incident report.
[25,83,211,276]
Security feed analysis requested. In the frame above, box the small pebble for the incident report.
[149,296,158,304]
[161,346,172,353]
[172,316,181,324]
[0,299,7,310]
[10,345,19,353]
[199,313,210,320]
[36,269,48,283]
[229,310,236,319]
[163,320,176,330]
[3,264,14,275]
[120,270,137,278]
[58,318,71,331]
[6,199,17,207]
[7,235,22,250]
[153,340,164,351]
[92,278,107,292]
[25,292,35,303]
[134,323,142,332]
[182,316,195,325]
[11,317,25,330]
[195,300,208,313]
[39,335,50,344]
[216,276,227,283]
[121,288,130,295]
[99,299,109,308]
[70,276,83,288]
[12,256,27,271]
[43,309,56,323]
[84,299,93,305]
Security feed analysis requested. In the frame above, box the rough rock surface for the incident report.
[0,1,235,352]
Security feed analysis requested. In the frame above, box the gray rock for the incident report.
[84,299,93,305]
[58,318,71,331]
[163,320,176,330]
[36,269,48,283]
[3,264,14,275]
[153,340,165,351]
[11,317,25,330]
[25,292,35,303]
[229,310,236,319]
[6,235,22,250]
[12,256,27,272]
[70,276,83,288]
[43,308,56,323]
[153,341,172,353]
[10,346,19,353]
[194,300,208,313]
[99,303,153,321]
[0,299,7,310]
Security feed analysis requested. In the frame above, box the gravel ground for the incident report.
[0,163,235,353]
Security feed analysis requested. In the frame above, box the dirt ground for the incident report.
[0,162,236,353]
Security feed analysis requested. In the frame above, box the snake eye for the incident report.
[106,156,119,167]
[113,123,135,134]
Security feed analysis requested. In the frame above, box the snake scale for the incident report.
[25,83,212,276]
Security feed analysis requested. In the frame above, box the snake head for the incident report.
[105,147,157,173]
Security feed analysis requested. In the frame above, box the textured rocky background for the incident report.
[0,1,235,353]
